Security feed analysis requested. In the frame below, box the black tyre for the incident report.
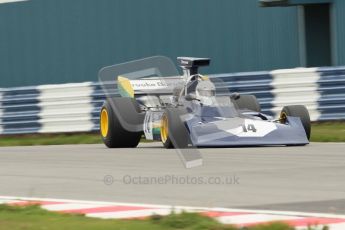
[233,95,261,112]
[100,98,143,148]
[160,108,191,149]
[281,105,311,140]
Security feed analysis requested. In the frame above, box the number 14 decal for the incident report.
[242,124,257,132]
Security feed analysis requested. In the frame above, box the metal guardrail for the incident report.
[0,67,344,135]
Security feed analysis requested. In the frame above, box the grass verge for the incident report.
[0,133,102,147]
[310,122,345,142]
[0,122,344,147]
[0,204,323,230]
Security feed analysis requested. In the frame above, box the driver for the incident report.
[195,81,216,106]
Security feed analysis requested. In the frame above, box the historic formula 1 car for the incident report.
[99,57,311,148]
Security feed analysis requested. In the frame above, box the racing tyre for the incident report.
[100,98,143,148]
[281,105,311,140]
[160,108,191,149]
[233,95,261,112]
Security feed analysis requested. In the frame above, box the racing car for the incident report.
[99,57,311,148]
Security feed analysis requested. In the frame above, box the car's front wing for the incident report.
[186,116,309,146]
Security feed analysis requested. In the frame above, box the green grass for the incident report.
[0,204,322,230]
[310,122,345,142]
[0,122,344,147]
[0,133,102,147]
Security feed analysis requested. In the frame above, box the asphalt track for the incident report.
[0,143,344,214]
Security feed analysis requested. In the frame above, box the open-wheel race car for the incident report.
[99,57,311,148]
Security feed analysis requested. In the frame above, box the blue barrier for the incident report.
[0,66,344,135]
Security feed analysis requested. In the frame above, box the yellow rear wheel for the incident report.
[100,99,142,148]
[100,108,109,138]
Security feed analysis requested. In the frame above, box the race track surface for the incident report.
[0,143,344,214]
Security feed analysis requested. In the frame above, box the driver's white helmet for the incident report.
[196,81,216,105]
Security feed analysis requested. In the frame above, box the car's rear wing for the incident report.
[117,76,185,98]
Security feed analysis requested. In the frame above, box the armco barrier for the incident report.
[0,67,344,135]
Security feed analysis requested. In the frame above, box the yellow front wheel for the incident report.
[160,108,190,149]
[280,105,311,140]
[160,113,173,148]
[160,114,168,143]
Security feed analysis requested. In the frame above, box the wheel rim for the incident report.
[100,108,109,137]
[161,114,169,143]
[280,111,287,124]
